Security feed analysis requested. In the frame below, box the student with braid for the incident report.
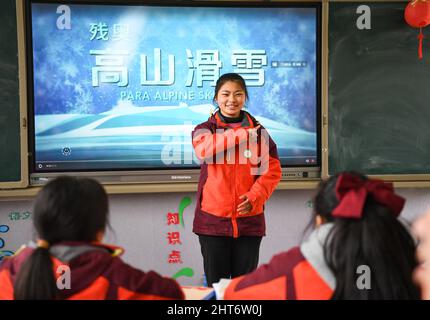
[224,171,420,300]
[0,176,184,300]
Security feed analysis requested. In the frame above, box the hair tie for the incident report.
[37,239,50,249]
[332,173,405,219]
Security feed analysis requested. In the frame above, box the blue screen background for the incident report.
[31,3,318,170]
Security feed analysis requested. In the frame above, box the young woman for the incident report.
[192,73,282,287]
[224,171,420,299]
[0,176,184,300]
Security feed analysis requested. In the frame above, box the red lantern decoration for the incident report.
[405,0,430,59]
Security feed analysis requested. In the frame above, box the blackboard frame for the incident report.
[322,0,329,179]
[323,0,430,182]
[0,0,29,189]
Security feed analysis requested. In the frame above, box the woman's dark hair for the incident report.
[14,176,109,300]
[213,73,249,104]
[311,171,420,300]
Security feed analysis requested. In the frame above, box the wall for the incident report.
[1,188,430,286]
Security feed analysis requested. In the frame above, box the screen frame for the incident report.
[25,0,322,185]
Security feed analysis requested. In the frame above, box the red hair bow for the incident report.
[332,173,405,219]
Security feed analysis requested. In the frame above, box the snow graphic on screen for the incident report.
[30,3,318,171]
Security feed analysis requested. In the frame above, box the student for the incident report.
[413,209,430,299]
[192,73,282,287]
[0,176,184,300]
[224,171,420,299]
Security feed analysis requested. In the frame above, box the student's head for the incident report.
[33,176,109,243]
[14,176,109,300]
[213,73,249,118]
[312,171,420,299]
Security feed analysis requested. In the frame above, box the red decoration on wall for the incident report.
[166,212,180,225]
[167,232,182,245]
[168,250,183,264]
[405,0,430,59]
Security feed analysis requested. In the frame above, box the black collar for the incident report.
[218,110,245,123]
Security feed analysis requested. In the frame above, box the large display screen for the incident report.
[27,1,321,175]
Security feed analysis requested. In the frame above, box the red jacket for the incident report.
[224,247,333,300]
[0,242,184,300]
[192,111,281,238]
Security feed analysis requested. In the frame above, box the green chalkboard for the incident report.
[0,0,26,187]
[328,1,430,176]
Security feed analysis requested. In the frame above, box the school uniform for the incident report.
[192,110,281,238]
[224,224,335,300]
[192,110,282,286]
[0,241,184,300]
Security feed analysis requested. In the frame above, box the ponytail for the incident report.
[14,247,57,300]
[12,176,109,300]
[325,204,420,300]
[311,172,420,300]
